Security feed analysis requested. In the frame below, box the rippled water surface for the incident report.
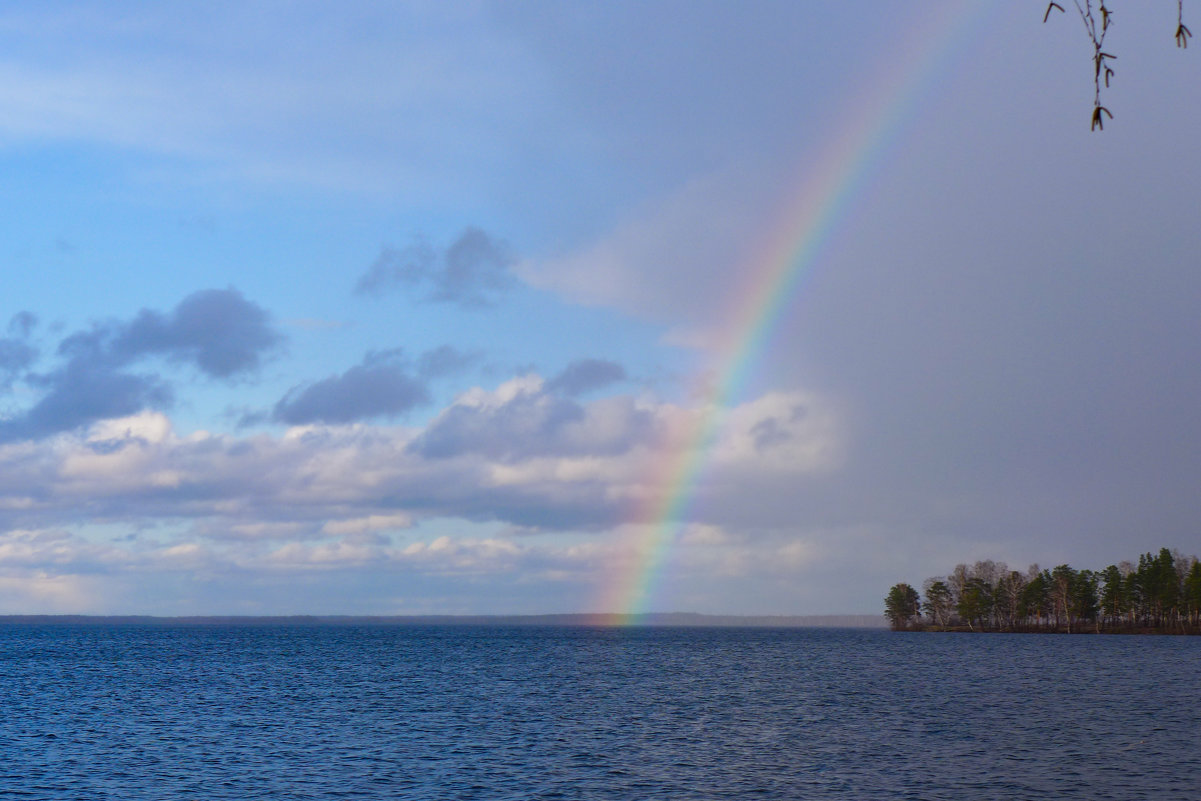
[0,624,1197,799]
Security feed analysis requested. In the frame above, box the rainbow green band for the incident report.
[595,5,989,623]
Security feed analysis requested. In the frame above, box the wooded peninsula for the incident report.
[885,548,1201,634]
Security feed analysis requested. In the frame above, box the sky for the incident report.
[0,1,1198,616]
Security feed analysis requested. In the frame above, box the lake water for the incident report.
[0,623,1197,800]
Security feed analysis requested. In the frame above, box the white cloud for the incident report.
[265,539,381,569]
[0,376,847,611]
[709,391,842,473]
[0,572,101,613]
[321,514,413,536]
[87,411,174,444]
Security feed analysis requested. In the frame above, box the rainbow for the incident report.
[596,5,991,623]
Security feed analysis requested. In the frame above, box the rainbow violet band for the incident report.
[593,5,987,623]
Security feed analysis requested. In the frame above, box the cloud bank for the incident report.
[0,374,841,560]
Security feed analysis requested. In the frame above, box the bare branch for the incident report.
[1046,2,1192,128]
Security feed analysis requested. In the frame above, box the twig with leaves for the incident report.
[1178,1,1193,47]
[1045,1,1190,130]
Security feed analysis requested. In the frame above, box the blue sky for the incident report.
[0,2,1199,615]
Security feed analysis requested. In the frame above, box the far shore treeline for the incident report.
[885,548,1201,634]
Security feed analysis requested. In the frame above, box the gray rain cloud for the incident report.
[546,358,627,397]
[8,311,37,338]
[354,227,516,307]
[272,352,431,425]
[111,289,281,378]
[0,289,280,442]
[15,366,173,441]
[0,311,39,388]
[416,345,481,379]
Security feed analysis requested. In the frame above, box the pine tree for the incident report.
[884,584,921,631]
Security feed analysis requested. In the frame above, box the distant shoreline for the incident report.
[0,612,888,628]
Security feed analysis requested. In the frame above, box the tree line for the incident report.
[885,548,1201,634]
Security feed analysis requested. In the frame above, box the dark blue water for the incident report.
[0,624,1196,800]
